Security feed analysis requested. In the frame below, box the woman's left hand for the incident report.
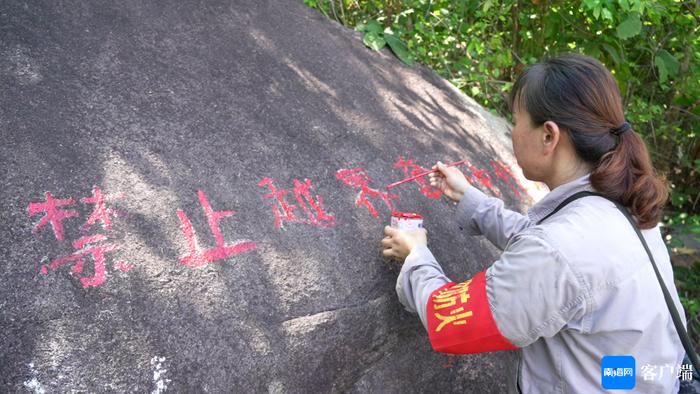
[381,226,428,262]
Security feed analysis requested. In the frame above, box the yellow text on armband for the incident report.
[432,280,474,332]
[432,280,472,310]
[434,307,474,332]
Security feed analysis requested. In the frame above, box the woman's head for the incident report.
[509,53,668,229]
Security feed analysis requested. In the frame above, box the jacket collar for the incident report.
[527,173,594,224]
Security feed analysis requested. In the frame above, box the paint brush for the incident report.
[385,159,469,189]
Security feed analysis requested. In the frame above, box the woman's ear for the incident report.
[541,120,561,155]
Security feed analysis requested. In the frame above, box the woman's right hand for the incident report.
[428,161,470,203]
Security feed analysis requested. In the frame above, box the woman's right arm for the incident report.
[397,227,588,355]
[456,184,532,250]
[430,161,531,250]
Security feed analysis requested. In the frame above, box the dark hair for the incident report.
[508,53,668,229]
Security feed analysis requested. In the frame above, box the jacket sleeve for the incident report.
[397,228,589,354]
[481,227,590,348]
[456,184,533,250]
[395,245,451,331]
[394,244,518,354]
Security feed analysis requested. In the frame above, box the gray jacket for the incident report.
[396,173,687,393]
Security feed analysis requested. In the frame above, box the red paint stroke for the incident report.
[490,161,528,199]
[335,168,399,218]
[48,234,118,288]
[293,179,336,226]
[258,177,336,229]
[258,177,300,228]
[442,356,456,369]
[114,260,135,272]
[80,185,119,232]
[27,192,79,241]
[392,156,443,199]
[177,190,257,267]
[464,163,501,197]
[40,265,48,275]
[73,233,108,249]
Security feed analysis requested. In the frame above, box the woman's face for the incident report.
[511,107,545,181]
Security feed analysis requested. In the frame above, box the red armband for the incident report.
[427,270,518,354]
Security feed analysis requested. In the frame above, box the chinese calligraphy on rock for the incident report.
[177,190,257,267]
[27,159,531,288]
[258,177,336,229]
[29,186,132,288]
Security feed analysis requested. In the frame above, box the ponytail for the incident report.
[591,130,668,229]
[509,54,669,228]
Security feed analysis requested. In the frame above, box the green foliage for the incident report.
[384,33,413,65]
[305,2,700,339]
[674,262,700,347]
[357,20,415,65]
[616,12,641,40]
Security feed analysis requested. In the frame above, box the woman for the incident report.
[381,54,687,393]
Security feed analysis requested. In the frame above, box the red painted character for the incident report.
[177,190,257,267]
[80,185,118,232]
[35,186,134,287]
[464,162,501,197]
[258,177,336,229]
[392,157,443,199]
[27,192,79,241]
[490,161,528,199]
[43,234,118,288]
[335,168,399,218]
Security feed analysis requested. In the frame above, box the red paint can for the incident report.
[390,212,424,231]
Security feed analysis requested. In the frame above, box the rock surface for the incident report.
[0,0,542,392]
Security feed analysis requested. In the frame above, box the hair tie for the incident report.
[611,121,631,136]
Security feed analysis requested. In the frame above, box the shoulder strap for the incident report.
[536,191,602,225]
[537,190,700,374]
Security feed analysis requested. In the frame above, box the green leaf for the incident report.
[582,0,599,11]
[675,94,694,107]
[358,20,382,34]
[671,191,687,207]
[584,42,601,59]
[363,32,386,51]
[384,34,414,65]
[669,237,684,248]
[657,50,680,76]
[655,55,668,83]
[616,13,642,40]
[602,43,622,64]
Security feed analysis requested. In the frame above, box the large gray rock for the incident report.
[0,0,541,392]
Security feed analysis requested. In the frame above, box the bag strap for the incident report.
[537,190,700,374]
